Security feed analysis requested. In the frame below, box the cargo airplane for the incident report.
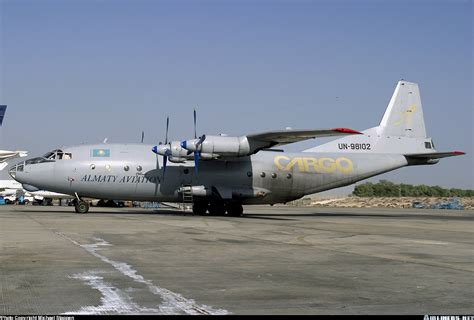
[9,81,465,215]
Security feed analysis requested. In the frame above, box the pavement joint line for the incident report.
[54,232,230,315]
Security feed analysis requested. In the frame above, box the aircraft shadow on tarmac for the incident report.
[243,211,474,221]
[13,208,473,221]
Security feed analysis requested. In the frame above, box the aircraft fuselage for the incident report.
[10,143,408,204]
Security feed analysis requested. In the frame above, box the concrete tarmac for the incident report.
[1,205,473,315]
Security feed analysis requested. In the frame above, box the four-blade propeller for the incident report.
[151,116,171,179]
[181,109,205,173]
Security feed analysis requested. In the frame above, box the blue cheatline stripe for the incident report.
[0,105,7,126]
[91,149,110,157]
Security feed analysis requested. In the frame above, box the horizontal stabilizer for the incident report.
[405,151,465,160]
[248,128,362,146]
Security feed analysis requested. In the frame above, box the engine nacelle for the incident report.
[169,141,190,158]
[182,135,251,157]
[178,185,211,197]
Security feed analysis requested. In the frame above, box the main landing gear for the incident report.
[192,200,243,217]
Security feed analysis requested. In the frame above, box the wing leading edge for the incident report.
[247,128,362,147]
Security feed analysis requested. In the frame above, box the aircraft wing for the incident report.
[405,151,465,159]
[247,128,362,147]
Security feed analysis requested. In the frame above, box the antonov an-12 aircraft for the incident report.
[9,81,465,215]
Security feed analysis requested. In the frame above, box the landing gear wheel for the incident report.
[75,201,90,214]
[193,202,209,216]
[226,203,243,217]
[208,201,226,216]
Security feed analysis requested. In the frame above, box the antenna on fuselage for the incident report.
[141,131,145,143]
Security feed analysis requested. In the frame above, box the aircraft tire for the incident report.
[192,202,208,216]
[208,201,226,216]
[75,201,90,214]
[226,203,243,217]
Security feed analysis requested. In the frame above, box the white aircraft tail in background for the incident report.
[0,105,28,170]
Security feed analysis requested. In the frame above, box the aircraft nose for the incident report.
[8,166,16,179]
[8,162,24,180]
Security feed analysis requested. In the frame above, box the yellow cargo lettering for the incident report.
[303,157,320,172]
[286,157,305,171]
[274,156,353,174]
[336,157,353,174]
[319,158,336,173]
[274,155,290,171]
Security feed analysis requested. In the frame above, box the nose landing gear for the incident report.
[75,200,90,214]
[73,193,90,214]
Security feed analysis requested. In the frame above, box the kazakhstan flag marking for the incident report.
[91,149,110,157]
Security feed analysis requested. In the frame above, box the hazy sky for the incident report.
[0,0,472,190]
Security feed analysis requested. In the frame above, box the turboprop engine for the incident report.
[152,141,217,163]
[180,135,252,158]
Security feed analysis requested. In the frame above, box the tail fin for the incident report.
[304,80,433,154]
[379,81,427,138]
[304,80,465,160]
[0,105,6,126]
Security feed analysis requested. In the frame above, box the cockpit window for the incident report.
[25,157,55,165]
[43,149,62,160]
[41,149,71,160]
[57,152,72,160]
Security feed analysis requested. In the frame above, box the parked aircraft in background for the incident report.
[9,81,465,215]
[0,105,28,170]
[0,179,74,204]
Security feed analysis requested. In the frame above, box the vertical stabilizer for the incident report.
[0,105,6,126]
[379,81,427,138]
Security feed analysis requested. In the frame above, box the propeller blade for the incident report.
[193,109,197,139]
[196,134,206,149]
[162,154,168,179]
[165,116,169,144]
[194,151,199,174]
